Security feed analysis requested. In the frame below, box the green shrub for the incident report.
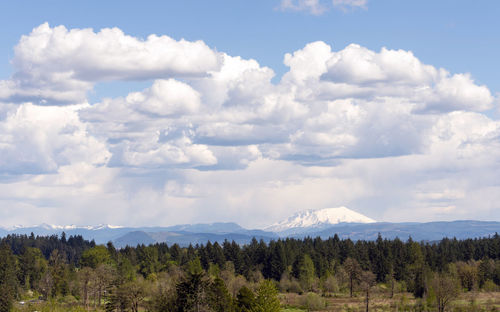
[300,292,326,311]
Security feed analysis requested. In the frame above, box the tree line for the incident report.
[0,232,499,311]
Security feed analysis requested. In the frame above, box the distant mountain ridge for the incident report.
[1,207,499,247]
[0,222,278,247]
[2,223,124,231]
[287,220,500,241]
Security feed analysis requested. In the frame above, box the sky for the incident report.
[0,0,499,228]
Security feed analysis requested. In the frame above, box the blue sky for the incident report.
[1,1,499,93]
[0,1,499,227]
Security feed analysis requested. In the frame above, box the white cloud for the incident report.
[0,103,109,174]
[1,25,499,227]
[0,23,221,104]
[280,0,327,15]
[322,44,436,85]
[126,79,201,117]
[114,136,217,169]
[284,43,493,113]
[280,0,366,14]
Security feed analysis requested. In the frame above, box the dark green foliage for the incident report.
[1,230,500,311]
[236,286,256,312]
[1,233,93,265]
[175,271,209,311]
[406,241,427,298]
[207,277,234,312]
[0,244,17,312]
[137,245,160,278]
[19,247,47,289]
[264,240,287,280]
[298,254,316,291]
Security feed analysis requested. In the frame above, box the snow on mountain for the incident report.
[266,207,376,233]
[2,224,124,231]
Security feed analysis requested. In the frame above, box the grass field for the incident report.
[12,290,500,311]
[280,290,500,311]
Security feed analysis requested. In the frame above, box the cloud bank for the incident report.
[0,24,498,228]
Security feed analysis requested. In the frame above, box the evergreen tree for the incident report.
[207,276,234,312]
[298,254,316,291]
[254,280,280,312]
[235,286,256,312]
[175,266,209,312]
[19,247,47,290]
[265,241,286,280]
[0,244,17,312]
[407,241,426,298]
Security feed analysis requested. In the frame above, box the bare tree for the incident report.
[456,261,478,291]
[323,274,339,294]
[360,271,376,312]
[430,273,460,312]
[229,275,247,297]
[120,279,147,312]
[78,267,94,309]
[343,257,361,297]
[94,263,115,307]
[37,271,53,300]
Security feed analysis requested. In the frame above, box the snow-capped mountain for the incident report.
[0,222,277,246]
[266,207,376,233]
[1,223,123,231]
[2,218,500,246]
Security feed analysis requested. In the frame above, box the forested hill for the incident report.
[1,233,500,311]
[1,232,500,283]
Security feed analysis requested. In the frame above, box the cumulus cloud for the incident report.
[287,43,493,113]
[126,79,201,117]
[0,103,109,175]
[0,23,221,104]
[0,24,499,227]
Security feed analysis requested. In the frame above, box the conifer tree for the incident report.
[236,286,256,312]
[254,280,280,312]
[299,254,316,291]
[176,258,209,312]
[207,276,234,312]
[0,244,17,312]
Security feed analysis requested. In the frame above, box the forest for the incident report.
[0,232,500,311]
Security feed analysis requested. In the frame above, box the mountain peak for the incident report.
[266,207,376,232]
[2,223,124,231]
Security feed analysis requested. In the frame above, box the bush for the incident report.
[322,275,339,294]
[301,292,326,311]
[482,280,498,292]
